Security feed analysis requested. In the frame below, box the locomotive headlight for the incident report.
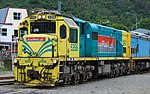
[42,15,46,19]
[53,60,57,64]
[14,59,18,63]
[38,15,42,19]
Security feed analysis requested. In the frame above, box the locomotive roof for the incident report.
[73,17,86,23]
[130,31,150,40]
[133,29,150,35]
[86,22,122,33]
[73,17,126,34]
[63,17,79,29]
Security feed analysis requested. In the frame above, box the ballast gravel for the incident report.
[0,72,150,94]
[0,71,13,76]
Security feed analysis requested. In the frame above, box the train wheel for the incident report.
[109,70,115,78]
[75,73,80,84]
[64,76,71,84]
[58,79,65,86]
[135,65,140,74]
[109,66,115,78]
[70,73,80,84]
[83,73,88,82]
[119,68,123,76]
[115,68,120,77]
[70,75,75,84]
[79,74,83,83]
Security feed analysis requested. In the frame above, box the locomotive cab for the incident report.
[18,12,79,58]
[14,11,79,86]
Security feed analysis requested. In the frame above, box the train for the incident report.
[14,11,150,86]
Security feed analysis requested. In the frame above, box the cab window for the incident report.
[60,25,66,39]
[123,47,126,53]
[30,22,56,34]
[19,27,28,39]
[70,29,78,43]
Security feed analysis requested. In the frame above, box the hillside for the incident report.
[0,0,150,30]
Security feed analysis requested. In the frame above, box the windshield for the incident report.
[30,22,56,34]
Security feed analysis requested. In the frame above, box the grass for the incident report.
[0,67,11,71]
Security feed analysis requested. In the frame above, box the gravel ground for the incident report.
[0,73,150,94]
[0,71,13,76]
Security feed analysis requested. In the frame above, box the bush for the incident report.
[0,67,11,71]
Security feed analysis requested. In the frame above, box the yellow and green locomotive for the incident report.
[14,11,150,86]
[14,11,81,86]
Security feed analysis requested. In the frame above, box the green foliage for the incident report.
[110,24,129,31]
[0,0,149,30]
[0,67,11,71]
[138,18,150,30]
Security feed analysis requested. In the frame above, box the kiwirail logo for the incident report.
[26,37,45,42]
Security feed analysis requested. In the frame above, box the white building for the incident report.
[0,7,28,50]
[0,23,13,50]
[0,7,28,69]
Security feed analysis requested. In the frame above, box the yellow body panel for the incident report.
[66,57,130,61]
[127,32,131,57]
[122,31,131,57]
[14,57,59,86]
[18,41,22,57]
[133,57,150,60]
[57,21,69,56]
[57,18,79,57]
[18,34,57,57]
[69,43,79,57]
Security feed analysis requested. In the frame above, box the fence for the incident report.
[0,48,13,70]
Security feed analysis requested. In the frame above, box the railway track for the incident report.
[0,76,14,85]
[0,69,149,86]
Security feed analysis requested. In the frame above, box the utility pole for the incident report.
[58,1,62,14]
[127,12,138,30]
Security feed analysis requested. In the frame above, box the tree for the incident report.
[110,24,129,31]
[138,18,150,30]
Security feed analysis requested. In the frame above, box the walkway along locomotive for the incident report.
[14,11,150,86]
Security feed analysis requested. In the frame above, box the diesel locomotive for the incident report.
[14,11,150,86]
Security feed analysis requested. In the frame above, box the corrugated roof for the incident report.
[0,8,8,23]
